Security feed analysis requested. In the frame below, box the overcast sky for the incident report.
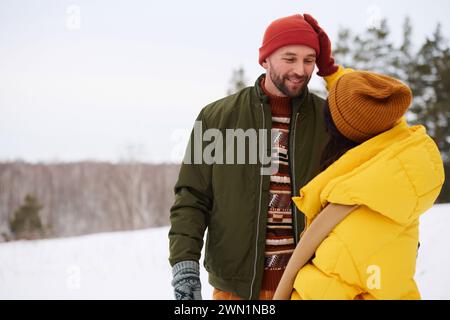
[1,0,449,163]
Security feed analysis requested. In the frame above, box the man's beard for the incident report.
[268,69,311,98]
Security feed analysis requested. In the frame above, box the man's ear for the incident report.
[262,59,268,70]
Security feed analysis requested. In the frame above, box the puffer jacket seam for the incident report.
[393,155,419,218]
[332,232,365,288]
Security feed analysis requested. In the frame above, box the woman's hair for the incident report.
[320,101,359,171]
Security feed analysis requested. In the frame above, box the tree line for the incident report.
[0,162,180,241]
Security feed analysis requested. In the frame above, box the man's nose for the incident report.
[292,62,305,76]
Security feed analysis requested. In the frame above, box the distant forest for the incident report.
[0,162,180,241]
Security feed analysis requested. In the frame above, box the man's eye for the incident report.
[284,58,295,63]
[305,60,315,64]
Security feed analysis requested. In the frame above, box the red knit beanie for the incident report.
[259,14,320,66]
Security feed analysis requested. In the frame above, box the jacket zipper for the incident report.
[290,113,300,244]
[249,102,266,300]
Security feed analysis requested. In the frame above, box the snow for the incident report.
[0,204,448,300]
[416,204,450,299]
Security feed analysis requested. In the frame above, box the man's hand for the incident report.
[171,261,202,300]
[303,13,339,77]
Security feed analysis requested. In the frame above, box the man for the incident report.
[169,13,339,300]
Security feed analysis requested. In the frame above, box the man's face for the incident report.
[262,45,316,98]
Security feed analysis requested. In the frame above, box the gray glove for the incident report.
[171,260,202,300]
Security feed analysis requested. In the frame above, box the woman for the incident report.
[274,70,445,300]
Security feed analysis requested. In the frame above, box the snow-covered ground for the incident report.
[0,204,448,300]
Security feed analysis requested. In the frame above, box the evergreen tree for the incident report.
[408,24,450,202]
[391,17,414,80]
[334,27,354,68]
[346,19,396,73]
[227,66,248,95]
[10,194,44,240]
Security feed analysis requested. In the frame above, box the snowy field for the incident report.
[0,204,449,300]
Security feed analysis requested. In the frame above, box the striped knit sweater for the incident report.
[260,78,295,292]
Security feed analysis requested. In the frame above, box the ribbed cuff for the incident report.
[172,260,200,276]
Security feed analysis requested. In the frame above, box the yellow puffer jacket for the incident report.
[291,120,445,300]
